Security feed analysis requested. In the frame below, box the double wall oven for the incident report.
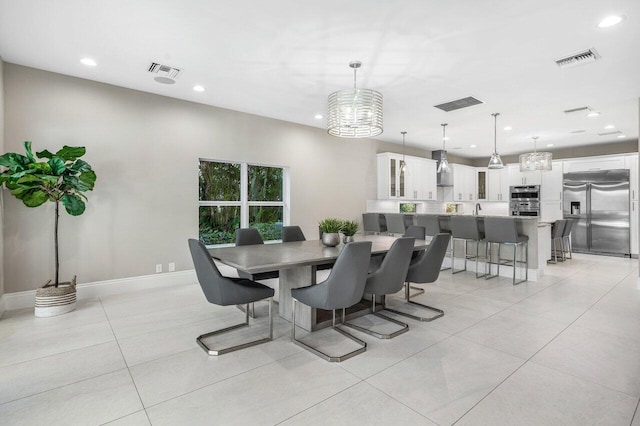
[510,185,540,217]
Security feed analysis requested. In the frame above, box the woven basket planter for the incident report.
[35,276,77,318]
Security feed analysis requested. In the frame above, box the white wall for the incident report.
[0,57,5,298]
[2,64,430,293]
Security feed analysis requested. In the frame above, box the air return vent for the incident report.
[555,48,600,69]
[148,62,182,84]
[564,106,591,114]
[570,130,587,134]
[434,96,484,112]
[598,130,622,136]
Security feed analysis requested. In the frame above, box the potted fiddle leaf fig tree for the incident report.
[0,141,97,317]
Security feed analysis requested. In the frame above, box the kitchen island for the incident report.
[374,213,551,281]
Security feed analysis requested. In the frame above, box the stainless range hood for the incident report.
[432,150,453,187]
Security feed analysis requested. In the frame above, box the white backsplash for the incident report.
[366,199,510,216]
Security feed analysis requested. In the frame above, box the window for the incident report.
[199,159,288,245]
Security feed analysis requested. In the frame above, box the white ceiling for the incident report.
[1,0,638,158]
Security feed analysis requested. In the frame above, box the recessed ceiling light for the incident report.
[193,85,205,92]
[598,15,625,28]
[618,134,626,138]
[314,114,323,120]
[587,111,600,117]
[604,124,615,129]
[470,144,477,148]
[504,126,512,131]
[546,143,554,147]
[443,137,450,141]
[80,58,97,67]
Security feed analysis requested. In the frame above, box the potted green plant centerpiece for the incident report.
[341,220,359,244]
[0,141,97,317]
[319,217,342,247]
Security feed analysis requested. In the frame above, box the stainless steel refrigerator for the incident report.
[563,169,630,256]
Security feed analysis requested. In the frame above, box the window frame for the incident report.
[199,158,290,247]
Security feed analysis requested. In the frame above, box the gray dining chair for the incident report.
[188,239,274,355]
[415,214,451,271]
[282,225,306,242]
[291,241,372,362]
[344,237,414,339]
[235,228,280,281]
[282,225,332,271]
[386,233,451,322]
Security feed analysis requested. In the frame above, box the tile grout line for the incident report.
[450,264,638,425]
[98,297,153,425]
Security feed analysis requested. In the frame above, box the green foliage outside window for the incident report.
[199,161,284,244]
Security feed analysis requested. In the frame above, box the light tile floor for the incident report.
[1,253,639,425]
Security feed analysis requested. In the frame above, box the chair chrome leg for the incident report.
[512,242,527,286]
[197,298,273,356]
[343,295,409,339]
[485,242,498,280]
[475,240,487,278]
[452,238,467,274]
[291,300,366,362]
[385,282,444,322]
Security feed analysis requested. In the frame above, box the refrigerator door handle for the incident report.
[586,183,592,251]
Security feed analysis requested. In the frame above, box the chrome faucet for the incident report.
[474,203,482,216]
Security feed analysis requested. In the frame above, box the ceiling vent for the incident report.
[148,62,182,84]
[570,130,587,134]
[434,96,484,112]
[555,48,600,69]
[598,130,622,136]
[564,106,591,115]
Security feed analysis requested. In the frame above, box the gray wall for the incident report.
[0,57,4,298]
[2,63,433,293]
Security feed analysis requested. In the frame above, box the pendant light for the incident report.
[519,136,552,172]
[488,113,504,169]
[437,124,450,173]
[400,131,407,172]
[327,61,383,138]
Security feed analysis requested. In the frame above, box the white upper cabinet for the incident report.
[564,156,626,173]
[452,164,476,202]
[508,165,541,186]
[376,153,437,200]
[540,161,563,201]
[487,167,509,201]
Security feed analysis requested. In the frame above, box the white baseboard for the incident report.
[2,270,197,312]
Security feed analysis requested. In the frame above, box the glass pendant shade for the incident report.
[519,136,552,172]
[437,123,450,173]
[487,112,504,169]
[488,152,504,169]
[327,62,383,138]
[400,131,407,172]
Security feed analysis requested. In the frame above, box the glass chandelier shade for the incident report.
[487,112,504,169]
[327,61,383,138]
[519,136,552,172]
[437,123,450,174]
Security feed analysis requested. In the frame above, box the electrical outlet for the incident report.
[168,262,176,272]
[155,264,162,273]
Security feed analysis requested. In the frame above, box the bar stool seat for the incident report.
[415,214,451,271]
[484,217,528,285]
[549,220,567,264]
[561,219,575,260]
[450,216,486,278]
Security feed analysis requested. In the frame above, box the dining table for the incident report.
[207,234,431,331]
